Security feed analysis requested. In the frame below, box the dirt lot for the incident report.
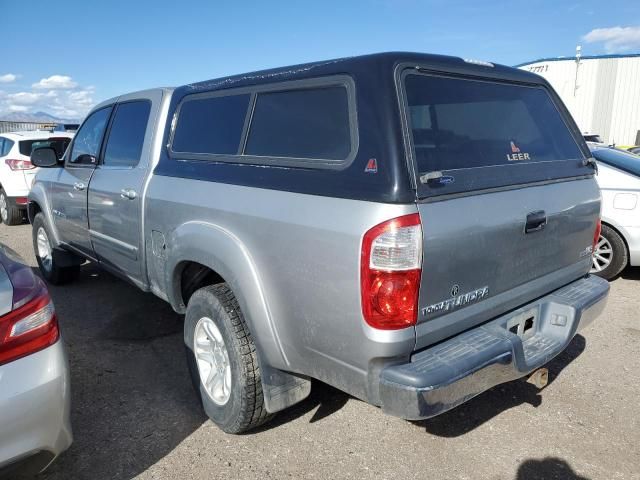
[1,223,638,480]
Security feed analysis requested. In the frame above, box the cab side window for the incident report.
[68,107,112,165]
[102,101,151,168]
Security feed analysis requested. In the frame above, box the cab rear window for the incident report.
[405,74,583,174]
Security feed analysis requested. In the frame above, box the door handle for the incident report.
[120,188,137,200]
[525,210,547,233]
[73,182,86,191]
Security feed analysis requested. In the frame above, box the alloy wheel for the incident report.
[36,227,53,273]
[193,317,232,405]
[0,193,7,223]
[591,235,613,273]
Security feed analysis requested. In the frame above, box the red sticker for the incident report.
[364,158,378,173]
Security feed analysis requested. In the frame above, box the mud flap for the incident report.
[258,355,312,413]
[52,247,84,267]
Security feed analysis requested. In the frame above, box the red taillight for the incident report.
[592,219,602,254]
[361,213,422,330]
[0,287,58,366]
[5,158,36,170]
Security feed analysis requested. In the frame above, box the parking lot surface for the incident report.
[1,223,638,480]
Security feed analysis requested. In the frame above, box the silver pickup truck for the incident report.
[28,52,609,433]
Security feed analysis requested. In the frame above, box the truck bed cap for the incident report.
[179,51,545,95]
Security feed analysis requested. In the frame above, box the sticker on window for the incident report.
[506,141,531,162]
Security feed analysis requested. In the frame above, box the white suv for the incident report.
[0,131,73,225]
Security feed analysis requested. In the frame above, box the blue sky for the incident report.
[1,0,639,119]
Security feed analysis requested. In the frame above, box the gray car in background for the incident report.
[0,244,71,476]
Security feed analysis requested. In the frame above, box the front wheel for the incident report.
[184,284,272,433]
[590,224,628,280]
[31,213,80,284]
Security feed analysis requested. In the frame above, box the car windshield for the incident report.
[591,147,640,177]
[19,137,71,159]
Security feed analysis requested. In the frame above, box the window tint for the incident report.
[4,139,15,156]
[103,101,151,167]
[0,138,14,157]
[245,86,351,161]
[69,107,112,165]
[405,74,583,173]
[592,147,640,177]
[19,138,71,158]
[172,94,250,155]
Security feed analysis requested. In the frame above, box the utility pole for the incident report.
[574,45,581,97]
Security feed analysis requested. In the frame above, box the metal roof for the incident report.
[515,53,640,67]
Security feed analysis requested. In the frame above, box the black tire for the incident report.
[0,189,24,226]
[184,284,272,433]
[591,224,628,280]
[31,213,80,284]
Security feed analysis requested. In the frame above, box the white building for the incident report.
[517,53,640,146]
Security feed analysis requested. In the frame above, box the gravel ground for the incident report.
[2,222,638,480]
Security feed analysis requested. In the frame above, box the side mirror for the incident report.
[31,147,60,168]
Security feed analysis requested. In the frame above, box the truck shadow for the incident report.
[415,334,587,437]
[250,381,352,434]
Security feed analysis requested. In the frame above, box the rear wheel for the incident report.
[32,213,80,284]
[184,284,272,433]
[590,224,628,280]
[0,189,24,226]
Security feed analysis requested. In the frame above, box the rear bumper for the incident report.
[5,195,28,210]
[379,275,609,420]
[0,340,72,475]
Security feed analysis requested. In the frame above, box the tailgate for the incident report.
[415,179,600,349]
[400,69,600,350]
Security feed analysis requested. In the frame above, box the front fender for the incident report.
[165,221,288,370]
[28,181,61,247]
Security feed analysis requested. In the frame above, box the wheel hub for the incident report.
[194,317,232,405]
[0,194,7,223]
[36,227,53,273]
[591,235,613,273]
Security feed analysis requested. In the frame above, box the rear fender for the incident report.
[165,221,310,413]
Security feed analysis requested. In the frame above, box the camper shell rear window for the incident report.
[402,71,590,197]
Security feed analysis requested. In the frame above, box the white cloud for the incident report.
[7,92,44,105]
[8,105,29,112]
[583,26,640,53]
[46,88,96,118]
[0,81,95,120]
[0,74,18,84]
[32,74,78,90]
